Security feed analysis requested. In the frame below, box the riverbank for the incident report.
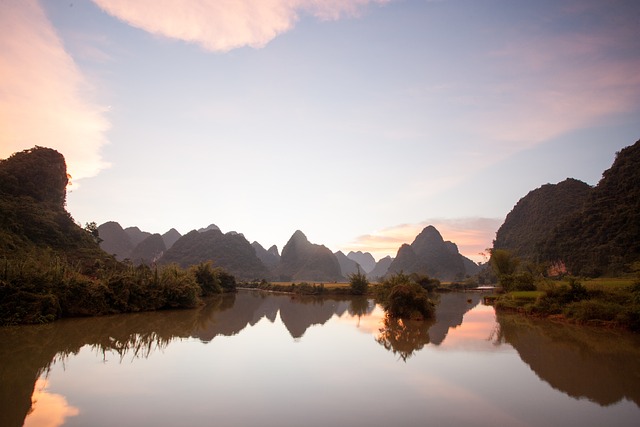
[489,278,640,332]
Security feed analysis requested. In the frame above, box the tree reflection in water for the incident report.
[376,315,435,361]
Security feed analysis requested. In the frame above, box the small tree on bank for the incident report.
[375,272,435,320]
[348,268,369,295]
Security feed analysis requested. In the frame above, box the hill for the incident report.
[387,225,475,281]
[347,251,376,273]
[274,230,343,282]
[129,233,166,265]
[162,228,182,249]
[335,251,362,278]
[369,256,394,280]
[98,221,134,260]
[493,178,591,261]
[125,226,151,247]
[252,241,280,269]
[541,140,640,275]
[0,147,226,325]
[0,147,106,263]
[161,229,269,280]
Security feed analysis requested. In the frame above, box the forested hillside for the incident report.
[0,147,230,325]
[493,139,640,276]
[542,140,640,275]
[493,178,591,261]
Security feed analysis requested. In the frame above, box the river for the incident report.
[1,291,639,426]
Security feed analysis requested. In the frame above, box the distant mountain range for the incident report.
[98,220,478,282]
[97,221,182,262]
[8,141,638,285]
[493,139,640,276]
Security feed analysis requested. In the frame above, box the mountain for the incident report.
[129,233,166,265]
[97,221,133,261]
[541,140,640,276]
[274,230,343,282]
[368,256,394,280]
[493,178,591,261]
[347,251,376,273]
[335,251,362,278]
[161,228,182,250]
[0,147,106,263]
[198,224,220,233]
[252,241,280,269]
[387,225,472,281]
[161,229,269,280]
[124,226,151,247]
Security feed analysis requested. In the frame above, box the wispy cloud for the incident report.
[342,218,502,262]
[0,0,110,181]
[475,14,640,148]
[91,0,390,52]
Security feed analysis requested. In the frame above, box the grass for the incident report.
[508,291,544,300]
[493,277,640,332]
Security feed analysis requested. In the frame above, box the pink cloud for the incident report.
[0,0,110,181]
[91,0,390,52]
[341,217,502,263]
[476,25,640,148]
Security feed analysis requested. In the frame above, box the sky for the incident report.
[1,0,639,263]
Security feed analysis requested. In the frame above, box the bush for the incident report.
[348,269,369,295]
[192,262,222,296]
[564,300,621,323]
[500,272,536,292]
[376,273,435,320]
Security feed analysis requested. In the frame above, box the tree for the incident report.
[348,267,369,295]
[489,249,519,277]
[192,262,222,296]
[375,273,435,320]
[490,249,536,292]
[84,221,102,244]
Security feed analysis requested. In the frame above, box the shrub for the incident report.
[564,300,621,323]
[192,262,222,296]
[500,272,536,292]
[376,273,435,320]
[348,269,369,295]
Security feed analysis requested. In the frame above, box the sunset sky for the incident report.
[2,0,639,262]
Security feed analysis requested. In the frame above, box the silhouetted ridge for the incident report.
[161,229,268,280]
[129,233,166,265]
[0,147,105,260]
[347,251,376,273]
[335,250,362,277]
[388,225,470,281]
[98,221,134,260]
[252,241,280,269]
[493,178,591,261]
[161,228,182,249]
[275,230,343,281]
[541,140,640,275]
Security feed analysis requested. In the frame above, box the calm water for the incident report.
[1,291,639,427]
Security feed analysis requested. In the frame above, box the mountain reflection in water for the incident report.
[496,312,640,407]
[1,291,639,427]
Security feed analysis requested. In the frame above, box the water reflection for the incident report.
[376,292,484,360]
[1,290,639,427]
[376,316,435,361]
[497,312,640,407]
[23,379,79,427]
